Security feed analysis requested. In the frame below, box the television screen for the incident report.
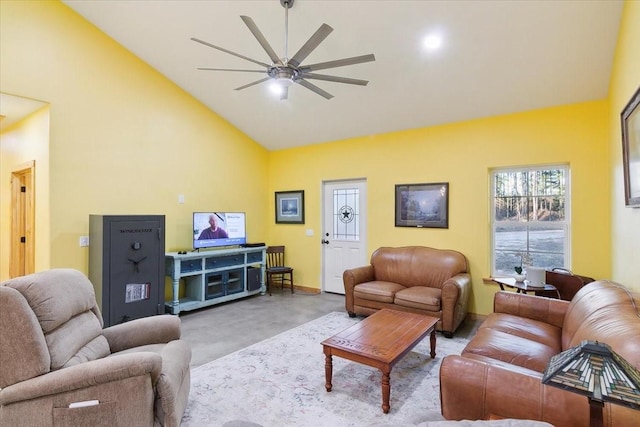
[193,212,247,249]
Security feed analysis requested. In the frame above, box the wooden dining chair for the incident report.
[266,245,294,295]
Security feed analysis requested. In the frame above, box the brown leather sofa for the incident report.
[343,246,471,337]
[440,280,640,426]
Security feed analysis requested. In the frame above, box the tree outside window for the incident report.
[491,166,570,276]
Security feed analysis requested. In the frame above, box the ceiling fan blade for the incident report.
[295,79,334,100]
[288,23,333,68]
[234,77,271,91]
[197,68,267,73]
[191,37,271,68]
[300,53,376,72]
[302,73,369,86]
[240,16,282,65]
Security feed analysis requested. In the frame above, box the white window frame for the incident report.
[490,164,571,277]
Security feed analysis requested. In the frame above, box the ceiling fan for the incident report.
[191,0,375,100]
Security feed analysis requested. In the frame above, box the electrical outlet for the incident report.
[79,236,89,247]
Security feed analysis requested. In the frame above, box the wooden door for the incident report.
[10,161,35,278]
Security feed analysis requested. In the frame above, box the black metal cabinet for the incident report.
[89,215,165,327]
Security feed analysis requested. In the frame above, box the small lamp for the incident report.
[542,340,640,427]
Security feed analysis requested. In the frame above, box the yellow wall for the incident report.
[1,1,636,314]
[0,1,269,277]
[0,107,51,280]
[609,0,640,292]
[269,101,611,314]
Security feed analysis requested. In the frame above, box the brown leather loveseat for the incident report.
[440,280,640,426]
[343,246,471,337]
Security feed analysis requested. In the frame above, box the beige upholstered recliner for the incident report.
[0,269,191,426]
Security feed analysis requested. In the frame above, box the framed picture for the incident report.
[275,190,305,224]
[621,86,640,207]
[395,182,449,228]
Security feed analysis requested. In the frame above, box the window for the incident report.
[491,165,570,276]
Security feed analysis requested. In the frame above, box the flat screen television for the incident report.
[193,212,247,250]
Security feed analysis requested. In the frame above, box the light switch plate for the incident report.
[79,236,89,247]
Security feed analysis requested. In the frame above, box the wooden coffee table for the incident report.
[321,309,438,414]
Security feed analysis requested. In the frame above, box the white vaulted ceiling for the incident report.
[61,0,623,150]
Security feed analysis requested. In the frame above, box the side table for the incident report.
[490,277,560,298]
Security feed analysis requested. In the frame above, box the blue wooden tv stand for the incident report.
[165,246,266,314]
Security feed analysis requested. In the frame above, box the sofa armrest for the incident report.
[441,273,471,334]
[440,354,636,426]
[0,352,162,406]
[493,291,568,329]
[103,315,181,353]
[343,265,375,313]
[440,354,586,425]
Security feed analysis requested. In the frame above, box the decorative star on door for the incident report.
[339,205,355,223]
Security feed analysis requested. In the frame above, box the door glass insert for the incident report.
[333,188,359,240]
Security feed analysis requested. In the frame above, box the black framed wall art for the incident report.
[621,86,640,207]
[395,182,449,228]
[275,190,305,224]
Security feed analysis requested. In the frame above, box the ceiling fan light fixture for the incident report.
[269,78,292,97]
[278,78,294,88]
[269,83,283,96]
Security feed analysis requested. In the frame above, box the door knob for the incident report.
[321,239,330,245]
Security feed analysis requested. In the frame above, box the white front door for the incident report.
[322,179,367,294]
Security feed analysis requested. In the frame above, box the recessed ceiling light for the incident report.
[423,34,443,51]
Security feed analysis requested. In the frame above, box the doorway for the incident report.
[10,161,36,278]
[322,179,367,294]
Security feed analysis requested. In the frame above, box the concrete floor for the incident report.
[179,288,346,368]
[179,289,481,368]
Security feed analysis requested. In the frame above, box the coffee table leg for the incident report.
[323,347,333,392]
[381,369,391,414]
[430,329,436,358]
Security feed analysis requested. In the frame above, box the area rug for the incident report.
[181,311,468,427]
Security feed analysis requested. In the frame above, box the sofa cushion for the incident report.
[476,313,562,350]
[354,281,406,304]
[51,311,109,369]
[4,268,111,370]
[394,286,441,311]
[562,281,640,368]
[0,286,51,388]
[462,328,559,373]
[371,246,467,289]
[4,268,102,332]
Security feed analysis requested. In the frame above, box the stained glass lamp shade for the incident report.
[542,340,640,427]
